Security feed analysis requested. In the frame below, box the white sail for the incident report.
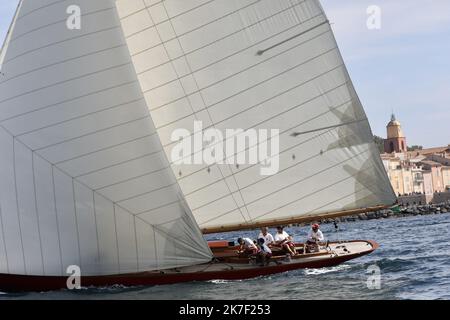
[0,0,212,276]
[115,0,396,232]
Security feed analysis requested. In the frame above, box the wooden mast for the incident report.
[201,205,392,234]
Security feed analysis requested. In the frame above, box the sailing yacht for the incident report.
[0,0,395,292]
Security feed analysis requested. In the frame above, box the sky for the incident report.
[1,0,449,148]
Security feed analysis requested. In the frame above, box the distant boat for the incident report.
[0,0,395,292]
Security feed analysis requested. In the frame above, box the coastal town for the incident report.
[379,114,450,206]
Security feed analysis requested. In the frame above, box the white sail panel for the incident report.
[0,0,212,276]
[115,0,396,231]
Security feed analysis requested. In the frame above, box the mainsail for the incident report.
[115,0,396,233]
[0,0,211,277]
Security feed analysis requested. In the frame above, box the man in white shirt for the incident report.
[306,224,324,253]
[273,226,297,256]
[237,237,258,256]
[258,227,274,247]
[256,238,272,266]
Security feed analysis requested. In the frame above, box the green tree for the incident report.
[373,135,385,153]
[407,145,423,151]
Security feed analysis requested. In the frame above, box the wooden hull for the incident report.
[0,240,378,292]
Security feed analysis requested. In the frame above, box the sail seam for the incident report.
[3,26,122,65]
[139,0,249,223]
[0,44,127,86]
[0,202,10,273]
[159,62,343,151]
[201,147,371,225]
[53,131,158,166]
[0,79,139,123]
[12,138,27,274]
[0,62,132,105]
[50,166,64,275]
[102,94,352,203]
[81,150,164,183]
[92,191,100,262]
[11,7,116,42]
[77,149,163,180]
[142,25,330,94]
[149,48,339,123]
[124,0,259,41]
[31,113,151,153]
[177,85,352,182]
[154,0,254,222]
[17,0,69,21]
[132,0,311,73]
[71,178,83,272]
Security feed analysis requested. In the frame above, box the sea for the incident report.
[1,213,449,300]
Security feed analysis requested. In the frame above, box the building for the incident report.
[380,115,450,203]
[442,167,450,190]
[421,161,445,193]
[384,114,407,153]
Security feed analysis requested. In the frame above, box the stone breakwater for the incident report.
[311,201,450,225]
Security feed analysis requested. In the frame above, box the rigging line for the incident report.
[71,178,83,270]
[143,26,331,94]
[53,131,158,166]
[291,119,367,137]
[32,114,151,152]
[139,0,249,224]
[77,148,163,180]
[257,20,329,56]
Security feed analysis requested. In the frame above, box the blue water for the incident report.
[1,213,449,300]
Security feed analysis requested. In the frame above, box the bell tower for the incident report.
[384,114,407,153]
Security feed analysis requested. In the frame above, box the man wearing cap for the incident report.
[306,224,324,253]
